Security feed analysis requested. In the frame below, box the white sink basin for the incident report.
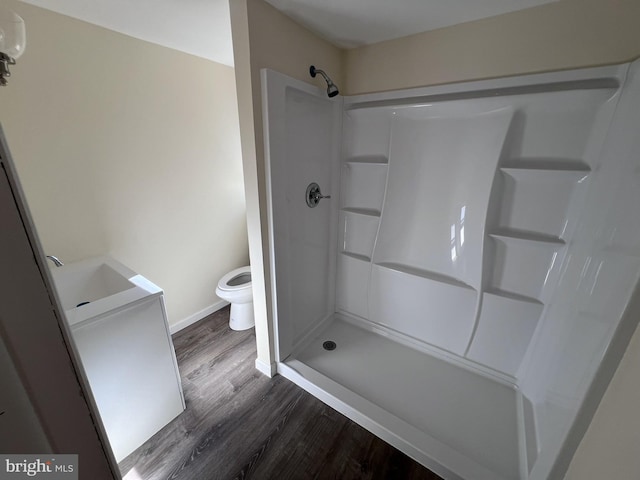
[50,256,162,327]
[53,262,134,311]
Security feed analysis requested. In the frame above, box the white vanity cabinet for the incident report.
[51,256,185,462]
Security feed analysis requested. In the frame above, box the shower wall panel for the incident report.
[262,71,343,359]
[373,107,512,288]
[517,63,640,479]
[369,265,477,354]
[338,78,622,376]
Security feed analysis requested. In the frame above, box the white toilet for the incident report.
[216,266,254,331]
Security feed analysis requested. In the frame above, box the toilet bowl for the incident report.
[216,266,254,331]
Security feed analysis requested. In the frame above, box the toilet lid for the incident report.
[218,266,252,292]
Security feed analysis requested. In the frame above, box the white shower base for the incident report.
[278,316,530,480]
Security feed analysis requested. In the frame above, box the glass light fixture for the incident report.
[0,7,25,86]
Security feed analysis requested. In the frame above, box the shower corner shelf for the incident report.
[341,251,372,262]
[489,229,566,246]
[500,158,592,174]
[500,167,592,184]
[483,288,543,306]
[341,207,381,217]
[344,155,389,165]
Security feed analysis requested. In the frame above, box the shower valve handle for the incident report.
[306,182,331,208]
[313,192,331,200]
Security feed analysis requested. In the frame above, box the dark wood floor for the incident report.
[119,306,441,480]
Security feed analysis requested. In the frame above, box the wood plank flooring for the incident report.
[119,306,442,480]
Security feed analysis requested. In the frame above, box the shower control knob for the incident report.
[306,182,331,208]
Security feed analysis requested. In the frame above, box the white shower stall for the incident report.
[262,59,640,480]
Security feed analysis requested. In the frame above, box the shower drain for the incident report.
[323,340,337,351]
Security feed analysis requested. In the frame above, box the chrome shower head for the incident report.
[310,65,339,98]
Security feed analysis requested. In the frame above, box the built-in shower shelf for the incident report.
[341,252,372,262]
[345,155,389,165]
[490,229,566,246]
[501,167,591,182]
[341,207,381,217]
[483,288,543,305]
[374,262,475,290]
[501,158,591,172]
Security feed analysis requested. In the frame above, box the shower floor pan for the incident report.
[278,316,531,480]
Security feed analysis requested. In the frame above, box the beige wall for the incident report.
[230,0,343,367]
[344,0,640,94]
[0,0,248,327]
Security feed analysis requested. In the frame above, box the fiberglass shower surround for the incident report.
[262,60,640,480]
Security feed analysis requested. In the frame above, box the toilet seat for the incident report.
[216,266,254,331]
[217,266,252,292]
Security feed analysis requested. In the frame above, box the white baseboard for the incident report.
[255,358,277,377]
[169,300,229,334]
